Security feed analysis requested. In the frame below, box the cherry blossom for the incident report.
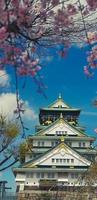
[0,0,96,84]
[0,1,95,67]
[94,128,97,133]
[86,0,97,10]
[83,66,93,77]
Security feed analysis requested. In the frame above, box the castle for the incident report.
[13,94,96,192]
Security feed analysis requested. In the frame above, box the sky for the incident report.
[1,45,97,192]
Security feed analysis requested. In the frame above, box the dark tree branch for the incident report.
[0,154,12,166]
[0,159,18,172]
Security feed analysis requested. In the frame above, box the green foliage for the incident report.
[0,114,19,139]
[6,123,19,138]
[38,193,52,200]
[19,139,33,163]
[0,114,20,171]
[19,142,28,163]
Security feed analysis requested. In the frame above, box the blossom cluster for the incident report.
[0,0,96,78]
[84,32,97,77]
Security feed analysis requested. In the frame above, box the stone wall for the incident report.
[17,191,97,200]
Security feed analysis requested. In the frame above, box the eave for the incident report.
[29,135,95,141]
[40,108,81,112]
[13,166,88,174]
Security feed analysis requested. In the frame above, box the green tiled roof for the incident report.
[19,139,92,168]
[39,94,80,111]
[48,94,71,108]
[40,108,80,111]
[13,167,88,173]
[29,135,95,141]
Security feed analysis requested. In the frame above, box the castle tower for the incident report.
[39,93,80,126]
[13,95,96,193]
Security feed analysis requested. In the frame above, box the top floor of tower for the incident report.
[39,94,81,126]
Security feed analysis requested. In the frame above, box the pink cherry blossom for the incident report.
[67,4,77,15]
[0,0,96,80]
[18,67,28,76]
[94,128,97,133]
[86,0,97,10]
[0,27,7,40]
[52,0,59,6]
[83,66,93,77]
[30,70,37,76]
[35,66,42,71]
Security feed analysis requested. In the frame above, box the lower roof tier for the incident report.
[13,166,89,174]
[29,135,95,141]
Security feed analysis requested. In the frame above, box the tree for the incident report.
[0,0,97,76]
[0,0,97,134]
[0,114,20,171]
[19,139,33,163]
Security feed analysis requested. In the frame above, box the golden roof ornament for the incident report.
[60,135,65,142]
[60,113,63,119]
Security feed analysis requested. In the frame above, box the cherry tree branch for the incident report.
[0,159,18,172]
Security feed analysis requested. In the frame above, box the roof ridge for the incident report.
[48,95,71,108]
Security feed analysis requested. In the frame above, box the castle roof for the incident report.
[41,94,80,112]
[34,115,93,139]
[15,139,91,170]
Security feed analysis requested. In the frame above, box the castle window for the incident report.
[75,173,78,178]
[71,173,78,179]
[48,173,55,178]
[26,172,33,178]
[71,173,74,179]
[41,173,44,178]
[65,131,67,134]
[55,141,59,145]
[56,131,60,135]
[48,173,50,178]
[67,159,69,163]
[71,159,74,163]
[36,172,41,178]
[52,158,55,163]
[68,142,72,146]
[29,154,33,159]
[56,131,67,135]
[56,131,58,135]
[52,173,55,178]
[42,141,44,146]
[38,141,40,146]
[79,142,81,147]
[83,142,85,147]
[52,158,74,164]
[51,141,55,147]
[56,159,59,163]
[60,159,62,163]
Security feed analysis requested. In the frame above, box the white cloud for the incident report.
[23,101,37,120]
[0,70,10,87]
[0,93,37,121]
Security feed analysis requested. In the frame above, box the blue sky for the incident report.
[1,46,97,191]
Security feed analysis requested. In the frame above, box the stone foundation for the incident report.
[17,190,97,200]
